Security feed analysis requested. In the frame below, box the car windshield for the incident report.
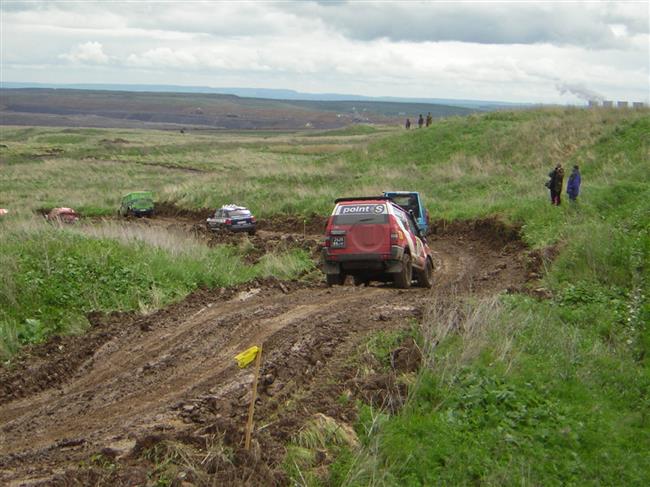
[332,203,388,225]
[124,192,153,202]
[228,209,251,218]
[390,195,419,218]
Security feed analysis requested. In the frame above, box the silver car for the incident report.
[206,204,257,235]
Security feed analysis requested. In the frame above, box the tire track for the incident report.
[0,226,532,484]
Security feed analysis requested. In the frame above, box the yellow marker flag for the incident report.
[235,346,261,368]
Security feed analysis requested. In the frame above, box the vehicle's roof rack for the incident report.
[334,196,391,203]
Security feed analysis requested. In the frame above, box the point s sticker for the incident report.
[337,204,386,215]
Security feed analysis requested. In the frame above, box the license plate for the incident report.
[236,220,246,225]
[331,236,345,248]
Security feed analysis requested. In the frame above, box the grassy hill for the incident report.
[1,107,649,484]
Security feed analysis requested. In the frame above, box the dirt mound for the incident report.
[204,230,322,263]
[429,217,523,250]
[154,201,212,220]
[524,244,562,298]
[152,203,328,236]
[257,214,328,235]
[0,279,312,405]
[0,320,123,406]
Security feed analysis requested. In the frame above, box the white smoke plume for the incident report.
[556,82,605,102]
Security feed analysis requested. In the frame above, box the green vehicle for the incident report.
[119,191,154,217]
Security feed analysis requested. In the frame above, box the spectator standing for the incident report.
[426,112,432,127]
[418,114,424,128]
[548,163,565,206]
[405,118,411,129]
[567,165,581,202]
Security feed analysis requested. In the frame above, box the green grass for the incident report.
[0,219,313,359]
[1,108,649,482]
[319,109,650,486]
[3,108,646,220]
[0,124,377,215]
[347,291,649,485]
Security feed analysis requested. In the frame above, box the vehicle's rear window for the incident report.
[390,195,419,217]
[228,209,251,217]
[332,203,388,225]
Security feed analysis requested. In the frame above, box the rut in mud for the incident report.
[0,215,543,486]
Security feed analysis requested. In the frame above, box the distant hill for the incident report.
[0,88,477,130]
[1,82,526,111]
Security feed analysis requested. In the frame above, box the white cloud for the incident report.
[1,1,648,104]
[60,41,109,64]
[284,1,649,48]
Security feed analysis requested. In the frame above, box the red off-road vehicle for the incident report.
[321,197,434,288]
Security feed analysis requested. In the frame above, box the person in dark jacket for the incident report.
[567,165,581,202]
[405,118,411,129]
[548,163,565,205]
[426,112,432,127]
[418,114,424,128]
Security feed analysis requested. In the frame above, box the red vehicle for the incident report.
[321,197,434,288]
[47,207,79,224]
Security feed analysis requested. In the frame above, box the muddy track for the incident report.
[0,218,537,486]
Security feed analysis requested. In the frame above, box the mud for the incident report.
[256,214,328,235]
[0,215,537,486]
[152,202,328,236]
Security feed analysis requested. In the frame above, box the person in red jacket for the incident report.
[548,163,565,206]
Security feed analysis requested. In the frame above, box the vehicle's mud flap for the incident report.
[322,262,341,274]
[386,261,403,273]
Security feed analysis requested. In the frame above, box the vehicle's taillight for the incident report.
[323,236,331,247]
[251,216,256,222]
[225,218,232,225]
[391,230,403,243]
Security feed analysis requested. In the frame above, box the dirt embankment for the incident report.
[0,215,548,486]
[153,202,328,234]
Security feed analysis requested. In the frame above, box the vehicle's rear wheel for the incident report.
[326,273,346,287]
[416,257,434,288]
[353,275,370,286]
[248,229,256,236]
[393,253,412,289]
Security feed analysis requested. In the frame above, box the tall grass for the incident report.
[0,218,313,359]
[73,220,209,256]
[324,110,650,485]
[2,109,647,221]
[0,125,368,215]
[335,276,648,485]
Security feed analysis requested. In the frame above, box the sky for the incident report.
[1,1,649,104]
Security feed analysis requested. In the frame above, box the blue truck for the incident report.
[383,191,429,234]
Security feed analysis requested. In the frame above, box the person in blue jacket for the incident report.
[567,165,581,202]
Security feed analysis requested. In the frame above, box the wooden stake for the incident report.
[244,347,262,451]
